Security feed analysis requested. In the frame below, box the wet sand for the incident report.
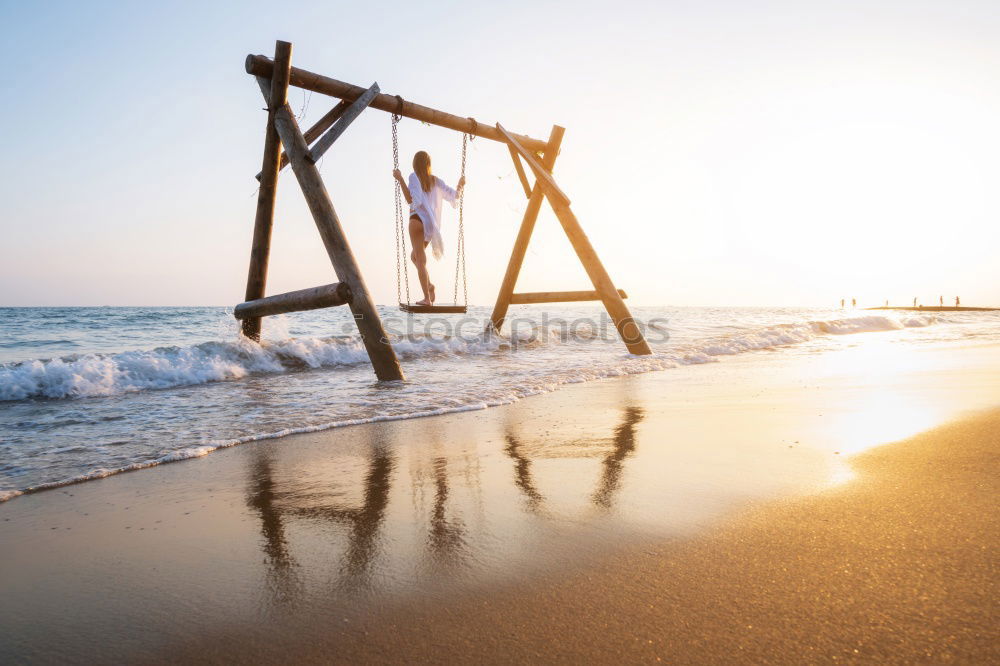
[303,408,1000,664]
[2,342,999,663]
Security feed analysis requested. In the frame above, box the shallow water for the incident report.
[1,304,998,500]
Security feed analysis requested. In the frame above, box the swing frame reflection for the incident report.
[244,402,645,598]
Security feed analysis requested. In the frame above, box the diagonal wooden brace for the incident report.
[497,123,571,208]
[507,145,533,199]
[256,98,350,181]
[307,82,380,163]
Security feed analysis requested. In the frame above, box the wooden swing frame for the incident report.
[235,40,651,382]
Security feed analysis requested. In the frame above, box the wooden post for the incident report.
[242,40,292,341]
[489,125,564,333]
[498,124,652,356]
[259,88,405,381]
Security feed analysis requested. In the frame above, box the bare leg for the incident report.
[409,217,432,305]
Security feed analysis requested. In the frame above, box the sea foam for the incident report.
[0,313,937,402]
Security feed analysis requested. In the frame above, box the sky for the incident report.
[1,0,999,307]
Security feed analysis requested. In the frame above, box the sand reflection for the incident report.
[503,432,545,513]
[246,448,302,605]
[244,397,649,602]
[425,456,468,568]
[503,403,645,515]
[592,406,644,510]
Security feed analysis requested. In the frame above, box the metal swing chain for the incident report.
[454,132,470,306]
[392,113,410,305]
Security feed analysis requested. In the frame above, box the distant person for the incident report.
[956,296,960,307]
[851,298,856,308]
[913,297,917,307]
[940,295,944,306]
[840,299,845,308]
[885,299,889,307]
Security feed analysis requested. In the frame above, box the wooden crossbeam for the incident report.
[246,54,548,153]
[234,282,351,320]
[256,98,350,181]
[509,289,627,305]
[496,123,571,208]
[507,145,532,199]
[308,82,379,163]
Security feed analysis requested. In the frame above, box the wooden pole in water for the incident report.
[489,125,565,333]
[256,80,405,381]
[242,40,293,341]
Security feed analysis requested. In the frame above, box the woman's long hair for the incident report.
[413,151,435,193]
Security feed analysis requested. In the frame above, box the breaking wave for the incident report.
[0,314,937,402]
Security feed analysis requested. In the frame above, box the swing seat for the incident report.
[399,303,468,314]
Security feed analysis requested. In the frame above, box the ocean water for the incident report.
[1,304,998,502]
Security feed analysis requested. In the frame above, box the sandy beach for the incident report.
[2,341,999,663]
[306,406,1000,664]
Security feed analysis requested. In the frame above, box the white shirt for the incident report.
[408,172,459,260]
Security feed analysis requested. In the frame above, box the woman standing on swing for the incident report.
[393,150,465,306]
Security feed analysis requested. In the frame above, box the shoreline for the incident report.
[865,305,998,312]
[2,342,999,662]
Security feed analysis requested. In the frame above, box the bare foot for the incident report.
[415,298,431,306]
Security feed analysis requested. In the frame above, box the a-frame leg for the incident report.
[255,71,404,382]
[546,202,651,355]
[489,125,565,333]
[242,40,292,340]
[497,125,652,356]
